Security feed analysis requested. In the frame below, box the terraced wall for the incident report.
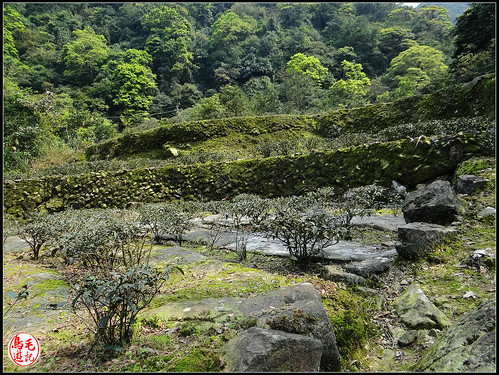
[4,134,480,218]
[84,74,495,161]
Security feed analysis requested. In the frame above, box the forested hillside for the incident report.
[3,2,495,175]
[3,3,496,373]
[416,2,470,23]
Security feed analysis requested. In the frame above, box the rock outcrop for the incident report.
[222,327,322,372]
[455,174,491,195]
[141,282,341,372]
[402,180,465,225]
[416,299,496,372]
[395,222,457,260]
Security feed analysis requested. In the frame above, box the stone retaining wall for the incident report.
[4,134,480,218]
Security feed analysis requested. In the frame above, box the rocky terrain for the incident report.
[3,156,495,372]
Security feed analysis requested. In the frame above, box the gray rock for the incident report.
[142,282,341,372]
[477,206,496,219]
[392,180,407,195]
[398,330,419,347]
[416,299,496,372]
[394,284,450,330]
[464,248,496,270]
[395,222,457,260]
[350,215,406,232]
[248,283,342,372]
[320,264,366,285]
[3,236,31,253]
[342,256,393,278]
[222,327,322,372]
[455,175,491,195]
[402,180,465,225]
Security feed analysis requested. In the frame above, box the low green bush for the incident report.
[71,265,179,348]
[18,212,60,260]
[138,203,194,246]
[268,197,347,268]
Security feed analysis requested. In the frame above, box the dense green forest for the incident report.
[3,2,495,175]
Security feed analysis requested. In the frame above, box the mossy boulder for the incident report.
[394,284,450,330]
[416,299,495,372]
[402,180,466,225]
[395,222,457,261]
[222,327,323,372]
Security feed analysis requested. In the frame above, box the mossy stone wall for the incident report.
[84,75,495,161]
[4,134,479,218]
[85,115,318,160]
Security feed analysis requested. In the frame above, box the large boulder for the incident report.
[141,282,341,372]
[416,299,496,372]
[222,327,322,372]
[402,180,465,225]
[393,284,450,330]
[395,222,457,260]
[243,283,342,372]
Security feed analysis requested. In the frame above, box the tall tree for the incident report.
[379,43,448,100]
[102,49,158,124]
[61,26,109,85]
[329,60,371,107]
[451,3,495,82]
[286,52,329,86]
[142,4,195,87]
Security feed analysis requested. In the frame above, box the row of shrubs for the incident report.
[4,184,403,350]
[82,74,495,162]
[6,116,494,181]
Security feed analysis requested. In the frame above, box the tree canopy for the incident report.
[3,2,490,174]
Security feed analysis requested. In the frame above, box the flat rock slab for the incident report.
[181,229,397,263]
[4,236,30,253]
[151,246,207,265]
[321,265,366,285]
[222,233,397,262]
[350,215,406,232]
[343,256,393,278]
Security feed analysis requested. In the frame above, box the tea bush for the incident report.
[225,197,253,261]
[268,198,348,268]
[18,212,60,260]
[138,204,167,243]
[377,116,495,154]
[3,215,19,245]
[71,265,179,347]
[161,205,195,246]
[137,203,194,246]
[56,210,149,270]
